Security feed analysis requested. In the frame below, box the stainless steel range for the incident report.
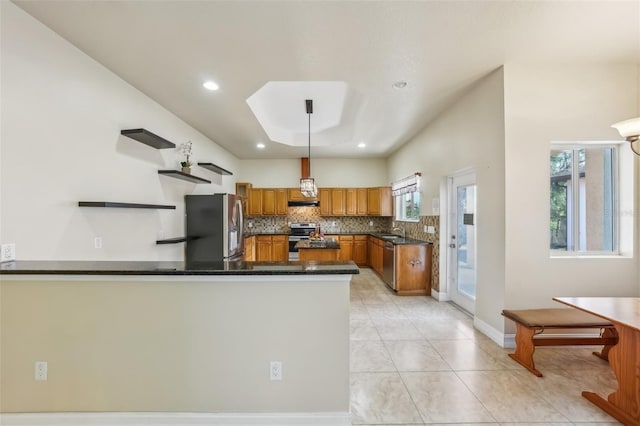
[288,222,316,261]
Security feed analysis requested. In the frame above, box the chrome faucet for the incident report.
[392,226,406,239]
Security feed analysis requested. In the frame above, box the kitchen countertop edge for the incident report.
[0,260,360,275]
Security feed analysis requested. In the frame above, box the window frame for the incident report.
[394,190,421,223]
[549,142,620,257]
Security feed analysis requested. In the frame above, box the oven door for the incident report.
[288,236,305,261]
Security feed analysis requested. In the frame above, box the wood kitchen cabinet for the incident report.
[271,235,288,260]
[367,187,392,216]
[262,189,287,216]
[395,244,432,296]
[338,235,353,261]
[288,188,317,202]
[244,235,256,261]
[331,189,346,215]
[248,188,263,216]
[353,235,368,265]
[368,236,384,276]
[319,188,331,216]
[346,188,368,216]
[255,235,289,261]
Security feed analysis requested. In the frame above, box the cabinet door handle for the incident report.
[409,259,422,266]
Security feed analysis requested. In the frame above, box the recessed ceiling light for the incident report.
[203,81,219,91]
[358,143,366,148]
[392,81,407,89]
[256,143,265,149]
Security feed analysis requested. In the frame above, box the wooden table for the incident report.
[553,297,640,425]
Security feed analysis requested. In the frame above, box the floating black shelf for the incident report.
[198,162,233,175]
[156,237,188,244]
[121,128,176,149]
[79,202,176,209]
[158,170,211,184]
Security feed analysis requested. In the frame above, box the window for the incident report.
[392,173,421,222]
[550,145,617,253]
[395,191,421,222]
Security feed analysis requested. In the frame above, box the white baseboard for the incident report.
[0,412,352,426]
[430,288,449,301]
[473,316,512,348]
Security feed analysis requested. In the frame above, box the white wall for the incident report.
[387,68,506,333]
[238,158,388,188]
[0,2,238,261]
[503,64,639,319]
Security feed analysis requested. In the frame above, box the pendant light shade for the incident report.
[300,99,317,197]
[612,117,640,155]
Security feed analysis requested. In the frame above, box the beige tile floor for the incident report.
[349,268,621,425]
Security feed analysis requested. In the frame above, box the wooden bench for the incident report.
[502,308,618,377]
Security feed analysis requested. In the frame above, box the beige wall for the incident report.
[387,68,506,333]
[503,64,639,322]
[0,275,351,413]
[238,158,388,188]
[0,2,238,262]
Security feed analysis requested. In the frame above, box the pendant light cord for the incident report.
[308,109,311,176]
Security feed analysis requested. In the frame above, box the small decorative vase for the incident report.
[181,166,191,174]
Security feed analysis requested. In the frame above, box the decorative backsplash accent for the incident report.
[244,211,440,293]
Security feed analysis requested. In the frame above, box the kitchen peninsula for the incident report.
[0,260,357,421]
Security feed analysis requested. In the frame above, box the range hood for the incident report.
[288,200,320,207]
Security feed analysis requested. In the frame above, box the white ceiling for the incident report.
[12,0,640,159]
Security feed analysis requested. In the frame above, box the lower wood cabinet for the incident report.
[338,235,353,261]
[395,244,432,296]
[353,235,368,265]
[244,235,256,261]
[368,236,383,275]
[255,235,289,261]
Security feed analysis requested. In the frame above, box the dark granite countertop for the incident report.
[294,240,341,250]
[368,233,432,245]
[0,260,359,276]
[244,232,290,236]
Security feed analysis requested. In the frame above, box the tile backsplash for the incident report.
[245,212,440,293]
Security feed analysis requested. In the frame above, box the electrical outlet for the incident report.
[270,361,282,381]
[427,226,435,234]
[332,221,336,227]
[423,225,428,232]
[369,221,373,227]
[248,222,253,228]
[1,243,16,262]
[35,361,47,381]
[94,237,102,249]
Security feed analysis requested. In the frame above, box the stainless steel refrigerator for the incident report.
[185,193,244,262]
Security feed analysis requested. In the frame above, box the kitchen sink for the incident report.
[379,234,401,239]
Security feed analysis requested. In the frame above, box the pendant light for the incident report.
[300,99,318,197]
[612,117,640,155]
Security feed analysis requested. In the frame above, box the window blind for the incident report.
[391,172,421,196]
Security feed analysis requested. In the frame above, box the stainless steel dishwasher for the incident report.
[382,241,395,290]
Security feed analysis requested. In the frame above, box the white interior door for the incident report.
[447,173,477,314]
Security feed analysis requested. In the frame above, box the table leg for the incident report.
[582,325,640,425]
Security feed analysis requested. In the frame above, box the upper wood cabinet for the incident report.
[331,189,346,216]
[288,188,317,202]
[319,188,331,216]
[236,182,252,198]
[346,188,368,216]
[356,188,368,215]
[261,189,287,215]
[247,188,287,216]
[248,188,263,216]
[367,187,392,216]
